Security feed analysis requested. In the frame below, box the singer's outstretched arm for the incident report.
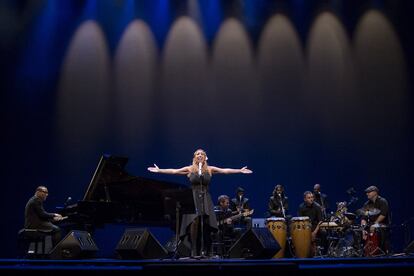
[148,164,191,175]
[210,166,252,174]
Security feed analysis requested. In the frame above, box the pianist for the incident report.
[24,186,63,246]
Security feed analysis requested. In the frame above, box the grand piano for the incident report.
[58,154,192,232]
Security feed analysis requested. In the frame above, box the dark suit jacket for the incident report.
[24,196,55,229]
[230,197,250,211]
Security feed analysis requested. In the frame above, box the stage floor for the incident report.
[1,255,414,275]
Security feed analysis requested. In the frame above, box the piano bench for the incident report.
[17,229,53,259]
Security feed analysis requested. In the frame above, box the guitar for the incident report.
[219,209,254,225]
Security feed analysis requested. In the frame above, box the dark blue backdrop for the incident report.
[1,0,414,258]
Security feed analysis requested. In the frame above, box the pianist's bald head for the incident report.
[35,186,49,201]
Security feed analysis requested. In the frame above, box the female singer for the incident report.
[148,149,252,256]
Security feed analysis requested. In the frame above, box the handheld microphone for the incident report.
[198,162,202,176]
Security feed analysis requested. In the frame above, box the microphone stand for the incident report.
[198,166,207,258]
[279,195,286,219]
[172,201,181,259]
[279,195,294,258]
[317,192,327,219]
[237,196,245,227]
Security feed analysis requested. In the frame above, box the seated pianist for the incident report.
[24,186,64,246]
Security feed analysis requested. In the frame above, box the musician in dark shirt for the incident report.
[313,184,329,218]
[361,186,390,226]
[360,185,391,254]
[230,187,250,211]
[24,186,63,245]
[214,195,234,236]
[298,191,323,240]
[230,187,252,229]
[267,184,288,218]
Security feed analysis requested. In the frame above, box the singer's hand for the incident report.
[148,164,160,173]
[240,166,252,174]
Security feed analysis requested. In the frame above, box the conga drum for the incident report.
[364,229,380,256]
[266,217,287,258]
[365,224,388,256]
[290,216,312,258]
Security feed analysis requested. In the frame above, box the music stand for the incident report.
[163,188,195,259]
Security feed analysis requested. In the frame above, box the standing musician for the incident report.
[230,187,252,229]
[147,149,252,257]
[267,184,289,218]
[313,184,329,219]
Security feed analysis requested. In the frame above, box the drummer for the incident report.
[267,184,289,218]
[361,186,390,227]
[360,186,390,253]
[298,191,327,254]
[298,192,323,237]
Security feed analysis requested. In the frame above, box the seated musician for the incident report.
[24,186,64,246]
[298,191,327,254]
[267,184,289,218]
[360,185,390,253]
[214,195,235,238]
[230,187,252,229]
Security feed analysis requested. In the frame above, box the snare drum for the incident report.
[266,217,287,258]
[290,216,312,258]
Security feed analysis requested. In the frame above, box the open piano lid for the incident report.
[59,154,191,226]
[83,154,189,203]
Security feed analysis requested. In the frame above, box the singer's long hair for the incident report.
[191,149,209,174]
[273,184,286,198]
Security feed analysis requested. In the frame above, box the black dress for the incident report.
[179,172,218,237]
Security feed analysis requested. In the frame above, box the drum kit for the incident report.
[265,204,389,258]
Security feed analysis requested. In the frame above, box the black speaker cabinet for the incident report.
[49,230,98,259]
[115,228,168,259]
[228,227,280,259]
[404,240,414,254]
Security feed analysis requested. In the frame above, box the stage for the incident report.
[1,256,414,276]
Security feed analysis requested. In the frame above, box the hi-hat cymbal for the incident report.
[344,212,356,220]
[356,208,380,217]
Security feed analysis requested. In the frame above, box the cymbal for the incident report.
[319,221,340,228]
[344,212,356,220]
[356,208,380,217]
